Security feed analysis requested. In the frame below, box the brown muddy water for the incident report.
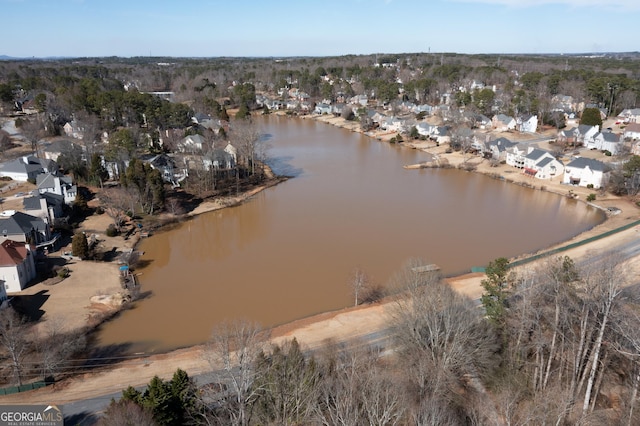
[96,116,605,353]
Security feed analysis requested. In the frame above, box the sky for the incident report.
[1,0,639,58]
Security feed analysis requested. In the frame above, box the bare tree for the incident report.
[205,319,265,426]
[580,254,627,417]
[390,259,499,421]
[98,399,157,426]
[20,115,46,156]
[35,318,86,380]
[349,267,369,306]
[99,187,135,232]
[231,121,265,176]
[0,308,31,386]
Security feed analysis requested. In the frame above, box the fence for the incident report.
[471,219,640,273]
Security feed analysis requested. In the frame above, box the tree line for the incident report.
[92,253,640,425]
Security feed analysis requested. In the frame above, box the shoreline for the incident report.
[3,113,640,405]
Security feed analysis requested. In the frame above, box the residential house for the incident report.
[577,125,600,147]
[224,142,237,163]
[177,134,207,153]
[563,157,607,188]
[331,103,346,116]
[492,114,516,131]
[314,103,332,115]
[590,131,622,154]
[286,99,299,110]
[139,154,179,184]
[472,114,492,130]
[191,113,220,132]
[0,155,58,182]
[63,120,84,139]
[416,123,437,138]
[517,114,538,133]
[623,123,640,141]
[349,95,368,107]
[380,116,407,133]
[0,240,37,293]
[43,139,82,162]
[485,137,517,161]
[203,149,236,171]
[412,104,434,116]
[551,94,575,112]
[505,143,529,168]
[0,211,51,245]
[617,108,640,123]
[23,192,65,225]
[557,127,578,145]
[36,173,77,205]
[522,148,564,179]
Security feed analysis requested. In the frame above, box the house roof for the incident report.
[624,123,640,133]
[487,137,516,152]
[577,124,597,135]
[566,157,606,172]
[536,157,555,168]
[44,139,79,154]
[601,132,620,142]
[0,156,44,175]
[36,172,57,189]
[0,240,30,267]
[140,154,175,170]
[0,212,47,236]
[525,148,548,160]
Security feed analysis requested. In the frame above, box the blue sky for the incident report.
[2,0,639,57]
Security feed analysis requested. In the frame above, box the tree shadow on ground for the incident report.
[10,290,49,321]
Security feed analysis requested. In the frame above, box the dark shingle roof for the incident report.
[566,157,606,172]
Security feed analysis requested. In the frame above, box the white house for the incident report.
[617,108,640,123]
[492,114,517,131]
[36,173,77,205]
[623,123,640,141]
[517,114,538,133]
[576,125,599,147]
[0,156,58,182]
[177,134,207,153]
[63,120,84,139]
[523,148,564,180]
[590,132,622,154]
[563,157,607,188]
[0,240,37,293]
[505,143,528,168]
[314,103,332,115]
[485,137,517,161]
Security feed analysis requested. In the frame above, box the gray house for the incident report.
[0,211,51,245]
[0,155,59,182]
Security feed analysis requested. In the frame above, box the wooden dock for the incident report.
[411,264,440,274]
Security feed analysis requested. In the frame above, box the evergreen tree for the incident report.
[580,107,603,128]
[71,232,89,259]
[480,257,511,327]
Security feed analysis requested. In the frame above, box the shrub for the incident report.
[56,266,69,279]
[106,224,118,237]
[603,150,612,156]
[587,183,594,189]
[587,193,596,202]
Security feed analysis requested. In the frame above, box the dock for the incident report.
[411,264,440,274]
